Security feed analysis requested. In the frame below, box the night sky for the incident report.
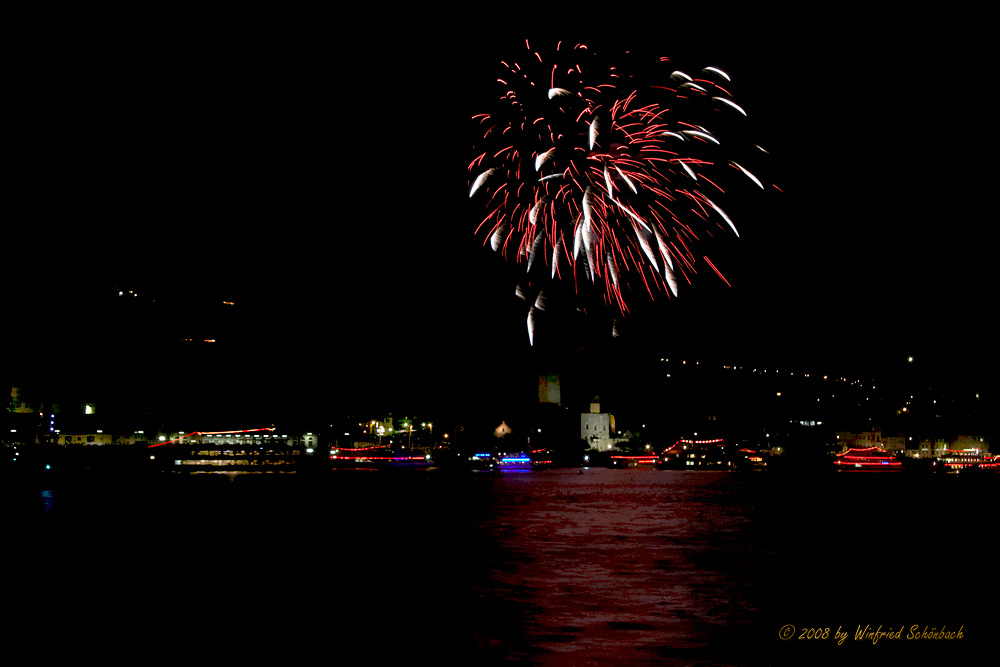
[6,7,995,428]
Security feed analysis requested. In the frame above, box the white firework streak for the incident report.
[491,224,506,251]
[702,66,731,81]
[535,148,555,171]
[662,257,679,297]
[614,197,652,233]
[712,97,747,116]
[680,129,719,144]
[654,227,674,271]
[527,232,545,272]
[730,161,763,188]
[702,194,739,236]
[633,221,659,268]
[529,195,548,225]
[582,186,594,228]
[470,168,494,197]
[535,290,547,311]
[613,165,637,193]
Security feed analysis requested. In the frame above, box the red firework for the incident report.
[469,40,772,344]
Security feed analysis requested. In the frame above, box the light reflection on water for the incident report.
[8,465,993,665]
[471,469,769,666]
[464,467,995,666]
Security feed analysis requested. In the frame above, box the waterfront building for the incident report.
[581,399,616,451]
[538,371,561,405]
[8,387,36,414]
[835,430,905,454]
[951,435,990,455]
[494,421,512,438]
[51,432,141,446]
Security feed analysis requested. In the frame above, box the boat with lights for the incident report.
[657,438,729,469]
[937,449,999,474]
[466,452,499,472]
[735,448,768,470]
[833,446,903,471]
[150,427,313,472]
[497,452,533,471]
[329,446,434,470]
[610,455,660,469]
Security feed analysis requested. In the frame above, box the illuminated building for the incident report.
[52,432,141,446]
[9,387,35,414]
[906,439,949,459]
[366,415,394,438]
[581,399,615,451]
[538,371,561,405]
[951,435,990,455]
[345,415,404,449]
[835,431,905,454]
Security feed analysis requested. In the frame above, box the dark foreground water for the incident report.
[4,467,995,666]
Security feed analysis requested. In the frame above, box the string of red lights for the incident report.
[149,427,276,448]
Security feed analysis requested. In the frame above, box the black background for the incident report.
[5,6,995,428]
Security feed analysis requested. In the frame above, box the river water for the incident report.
[5,466,994,665]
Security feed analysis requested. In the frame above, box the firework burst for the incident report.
[469,40,773,345]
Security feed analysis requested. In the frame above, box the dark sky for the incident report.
[6,8,995,427]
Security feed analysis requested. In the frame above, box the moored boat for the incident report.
[833,446,902,471]
[610,455,659,469]
[937,449,999,473]
[497,452,533,471]
[330,446,433,469]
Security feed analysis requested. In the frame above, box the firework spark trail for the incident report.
[469,41,772,344]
